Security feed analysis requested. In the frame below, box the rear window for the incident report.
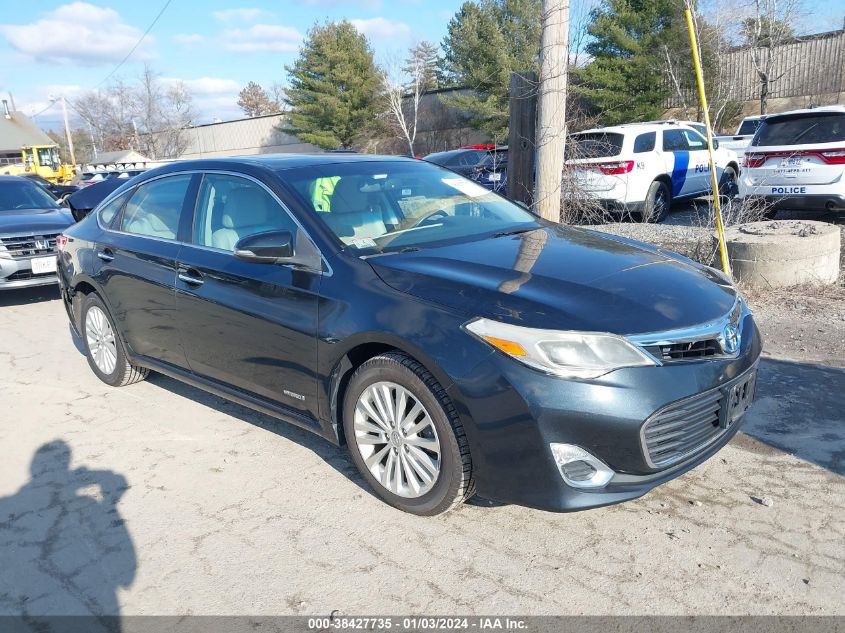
[737,119,762,136]
[566,133,624,159]
[752,113,845,146]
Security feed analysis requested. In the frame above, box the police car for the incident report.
[566,121,740,221]
[738,106,845,213]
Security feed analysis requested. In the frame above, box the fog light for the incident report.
[550,443,614,489]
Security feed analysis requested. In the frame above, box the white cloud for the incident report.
[305,0,382,8]
[222,24,303,53]
[212,8,273,23]
[0,2,153,65]
[173,33,204,45]
[163,77,241,95]
[350,17,412,40]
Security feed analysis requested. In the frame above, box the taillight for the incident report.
[743,153,767,168]
[56,235,68,252]
[577,160,634,175]
[818,149,845,165]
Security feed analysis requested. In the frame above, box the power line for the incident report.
[94,0,174,89]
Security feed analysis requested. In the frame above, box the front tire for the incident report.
[342,352,474,515]
[81,293,149,387]
[642,180,671,223]
[719,165,739,201]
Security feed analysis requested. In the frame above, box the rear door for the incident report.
[746,112,845,189]
[174,172,322,420]
[95,173,197,368]
[566,132,626,194]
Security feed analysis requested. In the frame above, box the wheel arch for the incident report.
[326,335,456,447]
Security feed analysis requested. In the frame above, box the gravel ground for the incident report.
[0,284,843,618]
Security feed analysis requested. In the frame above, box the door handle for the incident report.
[177,270,204,286]
[96,249,114,262]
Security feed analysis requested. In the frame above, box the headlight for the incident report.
[465,318,657,379]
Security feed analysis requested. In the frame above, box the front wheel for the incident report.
[343,352,474,515]
[641,180,671,223]
[81,293,149,387]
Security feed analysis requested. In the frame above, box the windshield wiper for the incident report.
[492,226,538,239]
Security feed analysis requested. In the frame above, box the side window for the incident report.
[633,132,656,153]
[662,129,690,152]
[120,175,192,240]
[192,173,298,252]
[99,190,132,225]
[683,129,707,150]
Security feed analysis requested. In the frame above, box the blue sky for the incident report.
[0,0,463,130]
[1,0,843,132]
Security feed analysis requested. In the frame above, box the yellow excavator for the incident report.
[0,144,76,183]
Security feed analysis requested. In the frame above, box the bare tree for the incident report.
[742,0,803,113]
[72,67,194,160]
[382,44,432,156]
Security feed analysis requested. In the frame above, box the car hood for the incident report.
[368,226,737,335]
[0,208,75,235]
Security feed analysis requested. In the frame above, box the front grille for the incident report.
[4,270,55,282]
[641,389,724,468]
[0,233,59,259]
[646,339,721,361]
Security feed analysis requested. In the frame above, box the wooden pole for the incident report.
[534,0,569,222]
[506,72,537,207]
[60,97,77,169]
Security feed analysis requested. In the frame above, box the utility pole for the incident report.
[60,96,77,167]
[534,0,570,222]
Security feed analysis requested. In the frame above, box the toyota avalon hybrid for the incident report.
[56,155,761,515]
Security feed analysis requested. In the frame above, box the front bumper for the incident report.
[449,314,762,512]
[0,257,58,289]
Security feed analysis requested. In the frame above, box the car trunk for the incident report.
[565,132,629,193]
[746,112,845,186]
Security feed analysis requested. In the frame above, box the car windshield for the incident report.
[0,179,60,212]
[283,161,539,253]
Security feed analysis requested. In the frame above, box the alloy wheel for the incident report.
[353,381,442,498]
[85,306,117,375]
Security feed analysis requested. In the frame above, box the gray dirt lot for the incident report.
[0,285,843,617]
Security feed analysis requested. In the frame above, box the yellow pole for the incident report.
[684,8,732,277]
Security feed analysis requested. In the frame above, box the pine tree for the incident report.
[404,41,440,92]
[439,0,541,138]
[284,21,383,149]
[237,81,280,117]
[577,0,686,125]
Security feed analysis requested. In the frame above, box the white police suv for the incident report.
[567,121,740,221]
[738,106,845,213]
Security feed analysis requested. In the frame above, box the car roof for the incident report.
[762,105,845,120]
[0,175,33,183]
[166,153,414,172]
[572,120,706,136]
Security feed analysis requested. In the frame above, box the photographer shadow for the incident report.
[0,440,135,632]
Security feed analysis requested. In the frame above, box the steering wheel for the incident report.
[410,209,449,228]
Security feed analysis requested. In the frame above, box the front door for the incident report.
[175,172,321,420]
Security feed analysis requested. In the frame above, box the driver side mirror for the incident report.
[234,230,294,263]
[712,139,720,150]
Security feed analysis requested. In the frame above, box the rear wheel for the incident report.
[719,166,739,201]
[343,352,474,515]
[81,293,149,387]
[642,180,671,223]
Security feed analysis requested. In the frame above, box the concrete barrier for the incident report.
[718,220,840,288]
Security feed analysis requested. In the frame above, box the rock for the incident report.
[689,500,703,506]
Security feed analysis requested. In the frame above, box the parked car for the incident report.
[423,145,499,179]
[0,175,74,289]
[738,106,845,212]
[471,146,508,195]
[716,115,765,161]
[65,178,128,222]
[57,155,761,515]
[23,173,79,201]
[566,121,741,221]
